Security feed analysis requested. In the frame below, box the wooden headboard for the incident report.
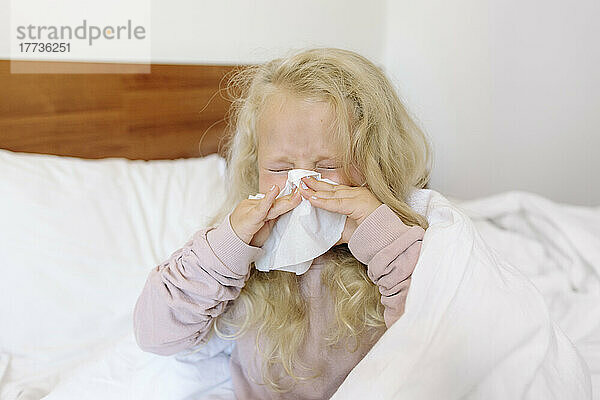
[0,60,241,160]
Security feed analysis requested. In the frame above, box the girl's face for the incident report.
[256,90,364,194]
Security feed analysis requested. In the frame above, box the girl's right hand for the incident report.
[229,184,302,247]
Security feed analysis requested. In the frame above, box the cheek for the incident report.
[321,167,363,186]
[349,166,366,186]
[320,171,349,186]
[259,173,288,194]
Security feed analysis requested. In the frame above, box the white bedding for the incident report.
[331,189,597,399]
[0,149,229,399]
[0,148,598,399]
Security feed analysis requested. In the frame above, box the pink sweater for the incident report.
[133,203,425,399]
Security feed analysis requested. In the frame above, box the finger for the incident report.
[301,176,345,192]
[305,193,354,216]
[256,184,280,217]
[266,187,301,220]
[298,182,354,200]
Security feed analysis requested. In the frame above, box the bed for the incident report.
[1,60,599,400]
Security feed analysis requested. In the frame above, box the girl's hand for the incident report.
[298,176,383,246]
[230,185,302,247]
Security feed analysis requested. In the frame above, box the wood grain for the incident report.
[0,60,241,160]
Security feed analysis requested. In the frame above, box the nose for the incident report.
[294,163,317,171]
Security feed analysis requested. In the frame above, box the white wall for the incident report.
[0,0,386,65]
[149,0,386,65]
[383,0,600,206]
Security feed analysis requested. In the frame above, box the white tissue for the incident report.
[248,169,347,275]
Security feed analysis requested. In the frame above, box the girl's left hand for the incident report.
[298,176,383,246]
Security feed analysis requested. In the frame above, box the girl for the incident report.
[134,48,432,399]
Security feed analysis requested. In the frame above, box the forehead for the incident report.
[256,91,342,160]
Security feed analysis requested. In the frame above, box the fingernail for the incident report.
[311,195,318,200]
[270,184,276,191]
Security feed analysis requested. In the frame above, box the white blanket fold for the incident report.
[331,189,591,399]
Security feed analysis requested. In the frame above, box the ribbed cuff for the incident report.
[348,203,414,265]
[206,212,264,275]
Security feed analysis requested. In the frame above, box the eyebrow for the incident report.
[267,155,338,163]
[266,159,338,166]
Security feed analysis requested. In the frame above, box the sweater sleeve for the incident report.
[347,203,425,328]
[133,212,264,356]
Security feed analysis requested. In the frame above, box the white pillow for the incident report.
[0,149,228,398]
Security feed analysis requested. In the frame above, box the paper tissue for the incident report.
[248,169,347,275]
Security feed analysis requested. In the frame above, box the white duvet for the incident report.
[0,149,598,399]
[331,189,596,399]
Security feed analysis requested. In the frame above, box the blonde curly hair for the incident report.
[203,47,432,393]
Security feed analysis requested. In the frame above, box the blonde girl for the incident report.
[134,47,431,399]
